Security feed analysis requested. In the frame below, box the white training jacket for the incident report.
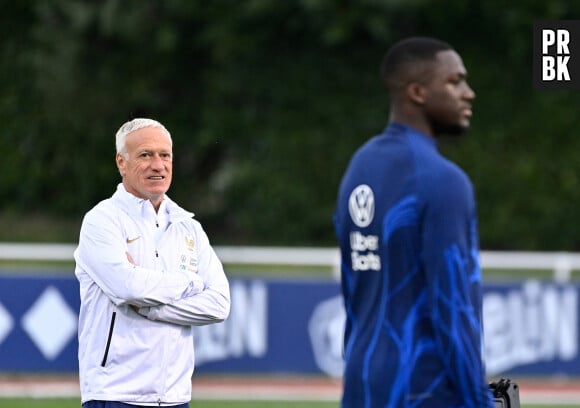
[74,184,230,405]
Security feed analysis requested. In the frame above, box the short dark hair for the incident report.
[380,37,453,95]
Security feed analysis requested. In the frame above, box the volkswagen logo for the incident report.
[348,184,374,228]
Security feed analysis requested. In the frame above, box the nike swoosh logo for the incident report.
[126,236,141,244]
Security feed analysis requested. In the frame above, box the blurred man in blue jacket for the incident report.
[334,37,492,407]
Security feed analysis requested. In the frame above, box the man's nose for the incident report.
[465,83,476,100]
[150,154,165,169]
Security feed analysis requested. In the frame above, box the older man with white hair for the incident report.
[74,118,230,408]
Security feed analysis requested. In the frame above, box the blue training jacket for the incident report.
[334,123,493,408]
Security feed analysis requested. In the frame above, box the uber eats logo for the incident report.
[533,20,580,89]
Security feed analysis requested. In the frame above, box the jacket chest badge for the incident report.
[180,234,198,273]
[185,234,195,251]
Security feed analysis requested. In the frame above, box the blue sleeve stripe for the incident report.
[360,195,419,407]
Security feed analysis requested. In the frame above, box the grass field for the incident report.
[0,399,339,408]
[0,399,579,408]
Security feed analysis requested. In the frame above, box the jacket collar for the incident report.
[111,183,194,223]
[387,122,438,149]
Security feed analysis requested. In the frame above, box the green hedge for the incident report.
[2,1,580,249]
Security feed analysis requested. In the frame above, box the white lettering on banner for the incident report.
[350,231,381,271]
[484,280,578,375]
[194,280,267,365]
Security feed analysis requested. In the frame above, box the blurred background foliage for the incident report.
[1,0,580,249]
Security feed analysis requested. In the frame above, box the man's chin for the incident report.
[145,188,168,201]
[144,181,170,194]
[434,123,469,137]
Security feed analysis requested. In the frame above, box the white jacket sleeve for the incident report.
[138,227,231,326]
[75,208,203,307]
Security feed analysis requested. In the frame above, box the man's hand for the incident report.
[125,252,146,316]
[126,251,136,265]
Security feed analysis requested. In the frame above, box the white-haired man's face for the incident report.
[116,126,173,209]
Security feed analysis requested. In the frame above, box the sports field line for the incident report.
[0,374,580,405]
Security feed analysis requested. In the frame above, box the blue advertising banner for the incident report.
[0,273,578,377]
[0,274,80,371]
[193,279,342,374]
[483,281,578,376]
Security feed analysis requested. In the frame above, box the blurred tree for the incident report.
[1,0,580,250]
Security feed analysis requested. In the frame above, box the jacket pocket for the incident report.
[101,311,116,367]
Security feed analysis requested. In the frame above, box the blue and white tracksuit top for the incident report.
[74,184,230,405]
[334,123,493,407]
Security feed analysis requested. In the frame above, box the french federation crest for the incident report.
[348,184,374,228]
[185,234,195,251]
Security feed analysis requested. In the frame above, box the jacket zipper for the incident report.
[101,311,116,367]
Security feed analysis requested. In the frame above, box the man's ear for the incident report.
[406,82,427,105]
[116,153,126,177]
